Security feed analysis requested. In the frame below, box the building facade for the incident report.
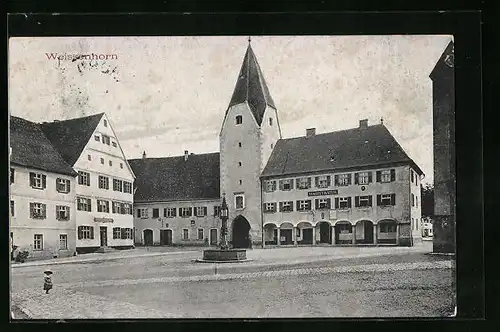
[430,40,455,253]
[40,113,136,253]
[10,116,78,260]
[260,122,423,247]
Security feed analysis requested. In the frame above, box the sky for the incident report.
[8,35,453,185]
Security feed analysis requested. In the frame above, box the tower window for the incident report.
[271,143,273,149]
[236,115,243,125]
[269,117,273,126]
[104,119,108,127]
[239,180,242,185]
[238,162,242,167]
[238,142,242,148]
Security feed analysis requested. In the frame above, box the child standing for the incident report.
[43,270,53,294]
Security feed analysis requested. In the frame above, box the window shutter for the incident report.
[29,203,34,218]
[334,198,339,209]
[355,196,360,207]
[173,208,177,217]
[194,207,198,217]
[272,181,276,191]
[137,209,141,217]
[391,194,396,205]
[390,169,396,181]
[67,179,71,192]
[189,207,193,216]
[354,173,359,185]
[296,201,300,211]
[347,174,352,185]
[78,227,82,240]
[315,177,319,188]
[368,172,373,183]
[88,199,92,212]
[315,199,319,209]
[121,228,126,239]
[67,207,70,220]
[295,179,300,188]
[347,197,352,208]
[41,175,46,188]
[112,203,116,214]
[90,227,94,239]
[376,171,381,182]
[307,200,312,210]
[289,180,294,190]
[42,204,47,218]
[327,176,331,187]
[132,228,135,240]
[377,194,381,206]
[334,175,339,186]
[164,208,167,217]
[203,207,207,216]
[29,173,35,187]
[278,202,283,212]
[279,180,283,190]
[307,177,311,188]
[368,196,372,206]
[327,198,331,209]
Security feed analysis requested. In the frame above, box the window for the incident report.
[239,180,242,185]
[279,201,293,212]
[56,205,70,220]
[124,181,132,194]
[10,201,15,217]
[269,117,273,126]
[235,195,245,210]
[99,175,109,189]
[88,154,92,161]
[100,158,105,164]
[113,179,123,192]
[78,171,90,186]
[235,115,242,125]
[315,198,331,210]
[183,229,189,240]
[296,177,311,190]
[264,180,277,192]
[104,119,108,127]
[238,142,242,147]
[198,229,204,240]
[279,179,294,191]
[77,197,92,211]
[78,226,94,240]
[335,197,352,209]
[411,193,415,207]
[124,203,132,215]
[238,162,242,167]
[377,169,396,183]
[112,141,117,147]
[30,202,46,219]
[411,170,414,183]
[113,227,121,239]
[97,200,110,213]
[120,163,123,169]
[112,202,123,214]
[109,160,113,166]
[271,143,273,149]
[121,228,133,239]
[10,168,14,184]
[355,195,372,208]
[33,234,43,250]
[263,202,277,213]
[380,223,396,233]
[137,208,149,218]
[335,173,351,186]
[355,172,372,185]
[416,196,418,207]
[153,208,160,218]
[102,135,111,145]
[29,172,46,189]
[412,218,414,230]
[213,206,221,217]
[95,134,100,141]
[59,234,68,250]
[164,207,177,218]
[180,207,193,218]
[315,175,331,188]
[195,206,207,217]
[377,194,396,206]
[296,200,312,211]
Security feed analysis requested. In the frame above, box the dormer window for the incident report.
[236,115,243,125]
[269,117,273,126]
[104,119,108,127]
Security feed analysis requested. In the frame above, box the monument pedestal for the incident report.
[195,249,248,263]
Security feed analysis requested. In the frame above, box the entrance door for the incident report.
[319,222,331,244]
[364,221,374,244]
[302,228,313,244]
[160,230,173,245]
[210,229,218,245]
[100,227,108,247]
[143,229,153,246]
[232,216,251,248]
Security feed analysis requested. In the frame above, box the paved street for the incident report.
[11,242,455,319]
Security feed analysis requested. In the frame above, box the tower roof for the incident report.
[228,43,276,125]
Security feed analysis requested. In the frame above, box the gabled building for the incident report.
[128,151,220,246]
[40,113,136,253]
[10,116,78,259]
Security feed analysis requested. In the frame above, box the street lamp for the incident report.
[220,194,229,250]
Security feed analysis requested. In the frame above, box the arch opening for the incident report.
[378,219,398,244]
[355,220,375,244]
[264,223,278,246]
[143,229,154,246]
[231,215,251,248]
[317,221,333,244]
[334,221,353,245]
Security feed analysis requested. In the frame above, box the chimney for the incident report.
[142,151,146,159]
[306,128,316,137]
[359,119,368,129]
[184,150,189,161]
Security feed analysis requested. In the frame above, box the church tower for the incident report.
[219,39,282,248]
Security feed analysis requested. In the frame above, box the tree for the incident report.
[421,183,434,218]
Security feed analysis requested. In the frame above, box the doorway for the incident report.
[160,229,172,245]
[301,228,313,244]
[319,222,332,244]
[231,215,251,248]
[143,229,154,246]
[100,227,108,247]
[210,229,218,245]
[361,220,374,244]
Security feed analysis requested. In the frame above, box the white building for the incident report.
[40,113,136,253]
[10,116,78,260]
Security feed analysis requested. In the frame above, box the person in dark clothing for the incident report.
[43,270,53,294]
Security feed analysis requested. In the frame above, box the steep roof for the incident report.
[128,153,220,203]
[227,44,276,125]
[261,124,424,178]
[40,113,104,166]
[10,116,77,176]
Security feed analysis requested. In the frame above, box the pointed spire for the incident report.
[228,41,276,126]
